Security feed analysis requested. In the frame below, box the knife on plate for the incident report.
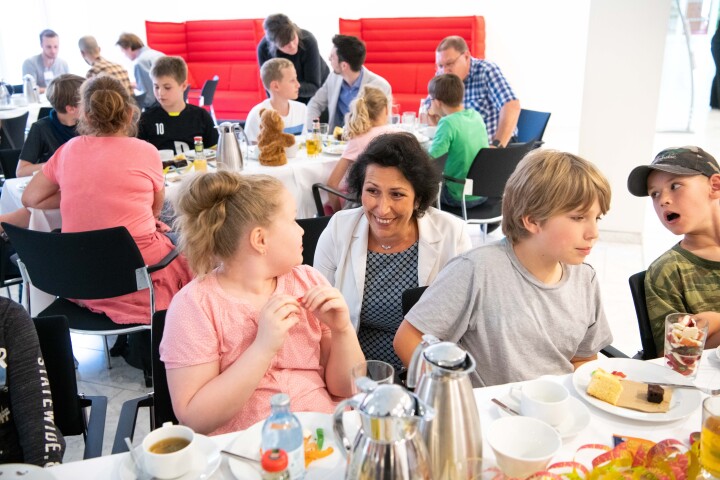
[640,382,719,395]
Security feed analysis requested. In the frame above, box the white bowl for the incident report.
[487,416,561,478]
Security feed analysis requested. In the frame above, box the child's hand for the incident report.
[299,286,352,333]
[256,295,301,353]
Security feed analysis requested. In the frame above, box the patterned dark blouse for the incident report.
[358,242,419,370]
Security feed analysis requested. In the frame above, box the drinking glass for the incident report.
[319,123,329,146]
[351,360,394,394]
[402,111,417,131]
[390,104,401,125]
[701,396,720,479]
[664,313,708,378]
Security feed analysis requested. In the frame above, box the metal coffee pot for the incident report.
[407,335,483,479]
[23,75,39,104]
[334,379,434,480]
[0,80,11,107]
[215,122,248,171]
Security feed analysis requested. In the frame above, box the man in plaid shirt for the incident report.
[430,36,520,148]
[78,35,134,98]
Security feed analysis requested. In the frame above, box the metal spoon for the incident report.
[491,397,520,416]
[221,449,261,465]
[125,437,153,480]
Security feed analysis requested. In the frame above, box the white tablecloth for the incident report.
[45,351,720,479]
[0,95,50,124]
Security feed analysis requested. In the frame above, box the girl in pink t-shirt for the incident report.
[161,172,364,434]
[325,86,398,213]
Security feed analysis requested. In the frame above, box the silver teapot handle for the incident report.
[333,395,361,453]
[406,334,440,389]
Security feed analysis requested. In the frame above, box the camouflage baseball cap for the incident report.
[627,146,720,197]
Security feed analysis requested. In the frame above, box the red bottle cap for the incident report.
[261,448,289,473]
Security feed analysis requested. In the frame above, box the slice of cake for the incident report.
[646,384,665,404]
[587,368,623,405]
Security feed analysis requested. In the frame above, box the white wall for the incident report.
[0,0,673,236]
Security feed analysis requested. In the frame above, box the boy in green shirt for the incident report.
[428,73,489,207]
[627,146,720,355]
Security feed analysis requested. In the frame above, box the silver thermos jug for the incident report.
[215,122,248,171]
[23,75,39,104]
[407,335,484,479]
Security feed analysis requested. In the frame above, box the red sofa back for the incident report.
[339,16,485,113]
[145,19,266,121]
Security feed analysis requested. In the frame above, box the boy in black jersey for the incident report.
[137,56,218,154]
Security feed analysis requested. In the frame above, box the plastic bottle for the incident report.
[261,449,291,480]
[261,394,305,479]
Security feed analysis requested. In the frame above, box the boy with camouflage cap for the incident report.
[627,146,720,355]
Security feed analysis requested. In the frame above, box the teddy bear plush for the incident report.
[257,108,295,166]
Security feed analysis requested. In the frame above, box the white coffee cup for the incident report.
[158,150,175,161]
[487,416,562,478]
[141,422,195,479]
[510,379,569,426]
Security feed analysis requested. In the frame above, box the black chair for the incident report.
[0,112,29,150]
[112,310,176,453]
[515,109,551,143]
[296,216,331,266]
[311,183,359,218]
[1,223,180,371]
[401,286,626,358]
[37,106,52,121]
[629,270,656,359]
[199,75,220,125]
[440,141,538,239]
[0,148,21,183]
[34,315,107,459]
[0,238,22,301]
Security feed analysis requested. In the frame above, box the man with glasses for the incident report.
[430,36,520,148]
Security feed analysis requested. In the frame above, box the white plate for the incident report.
[227,412,353,480]
[412,132,430,144]
[117,433,221,480]
[0,105,17,111]
[716,345,720,361]
[323,144,346,156]
[573,358,702,422]
[0,464,55,480]
[495,393,590,439]
[185,150,217,161]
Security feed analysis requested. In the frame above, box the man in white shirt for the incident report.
[22,29,70,93]
[245,58,307,143]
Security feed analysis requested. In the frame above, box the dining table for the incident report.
[40,350,719,479]
[0,94,51,124]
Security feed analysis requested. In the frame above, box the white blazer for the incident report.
[306,67,393,131]
[313,207,473,329]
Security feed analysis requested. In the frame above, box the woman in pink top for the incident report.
[325,86,399,213]
[160,172,364,434]
[22,76,193,325]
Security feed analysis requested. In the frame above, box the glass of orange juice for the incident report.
[701,396,720,479]
[193,158,208,172]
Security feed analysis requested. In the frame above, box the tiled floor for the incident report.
[10,96,720,465]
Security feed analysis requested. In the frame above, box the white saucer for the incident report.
[117,434,221,480]
[0,464,54,480]
[495,393,590,439]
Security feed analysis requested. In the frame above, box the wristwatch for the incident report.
[491,139,503,148]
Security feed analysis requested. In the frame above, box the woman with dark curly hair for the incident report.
[314,132,472,369]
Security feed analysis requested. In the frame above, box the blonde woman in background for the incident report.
[324,86,399,213]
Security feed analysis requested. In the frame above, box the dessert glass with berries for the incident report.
[664,313,708,378]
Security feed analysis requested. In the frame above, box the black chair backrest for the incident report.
[33,315,85,436]
[0,149,20,180]
[628,270,656,359]
[466,141,537,197]
[200,77,219,106]
[0,112,29,150]
[151,310,177,427]
[296,216,332,266]
[37,107,52,121]
[402,286,428,317]
[516,109,551,143]
[1,223,147,299]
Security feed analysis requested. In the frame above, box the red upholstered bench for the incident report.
[339,16,485,113]
[145,19,266,121]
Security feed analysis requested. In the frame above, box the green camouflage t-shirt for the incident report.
[645,243,720,355]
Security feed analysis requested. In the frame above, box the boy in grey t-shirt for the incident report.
[393,149,614,387]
